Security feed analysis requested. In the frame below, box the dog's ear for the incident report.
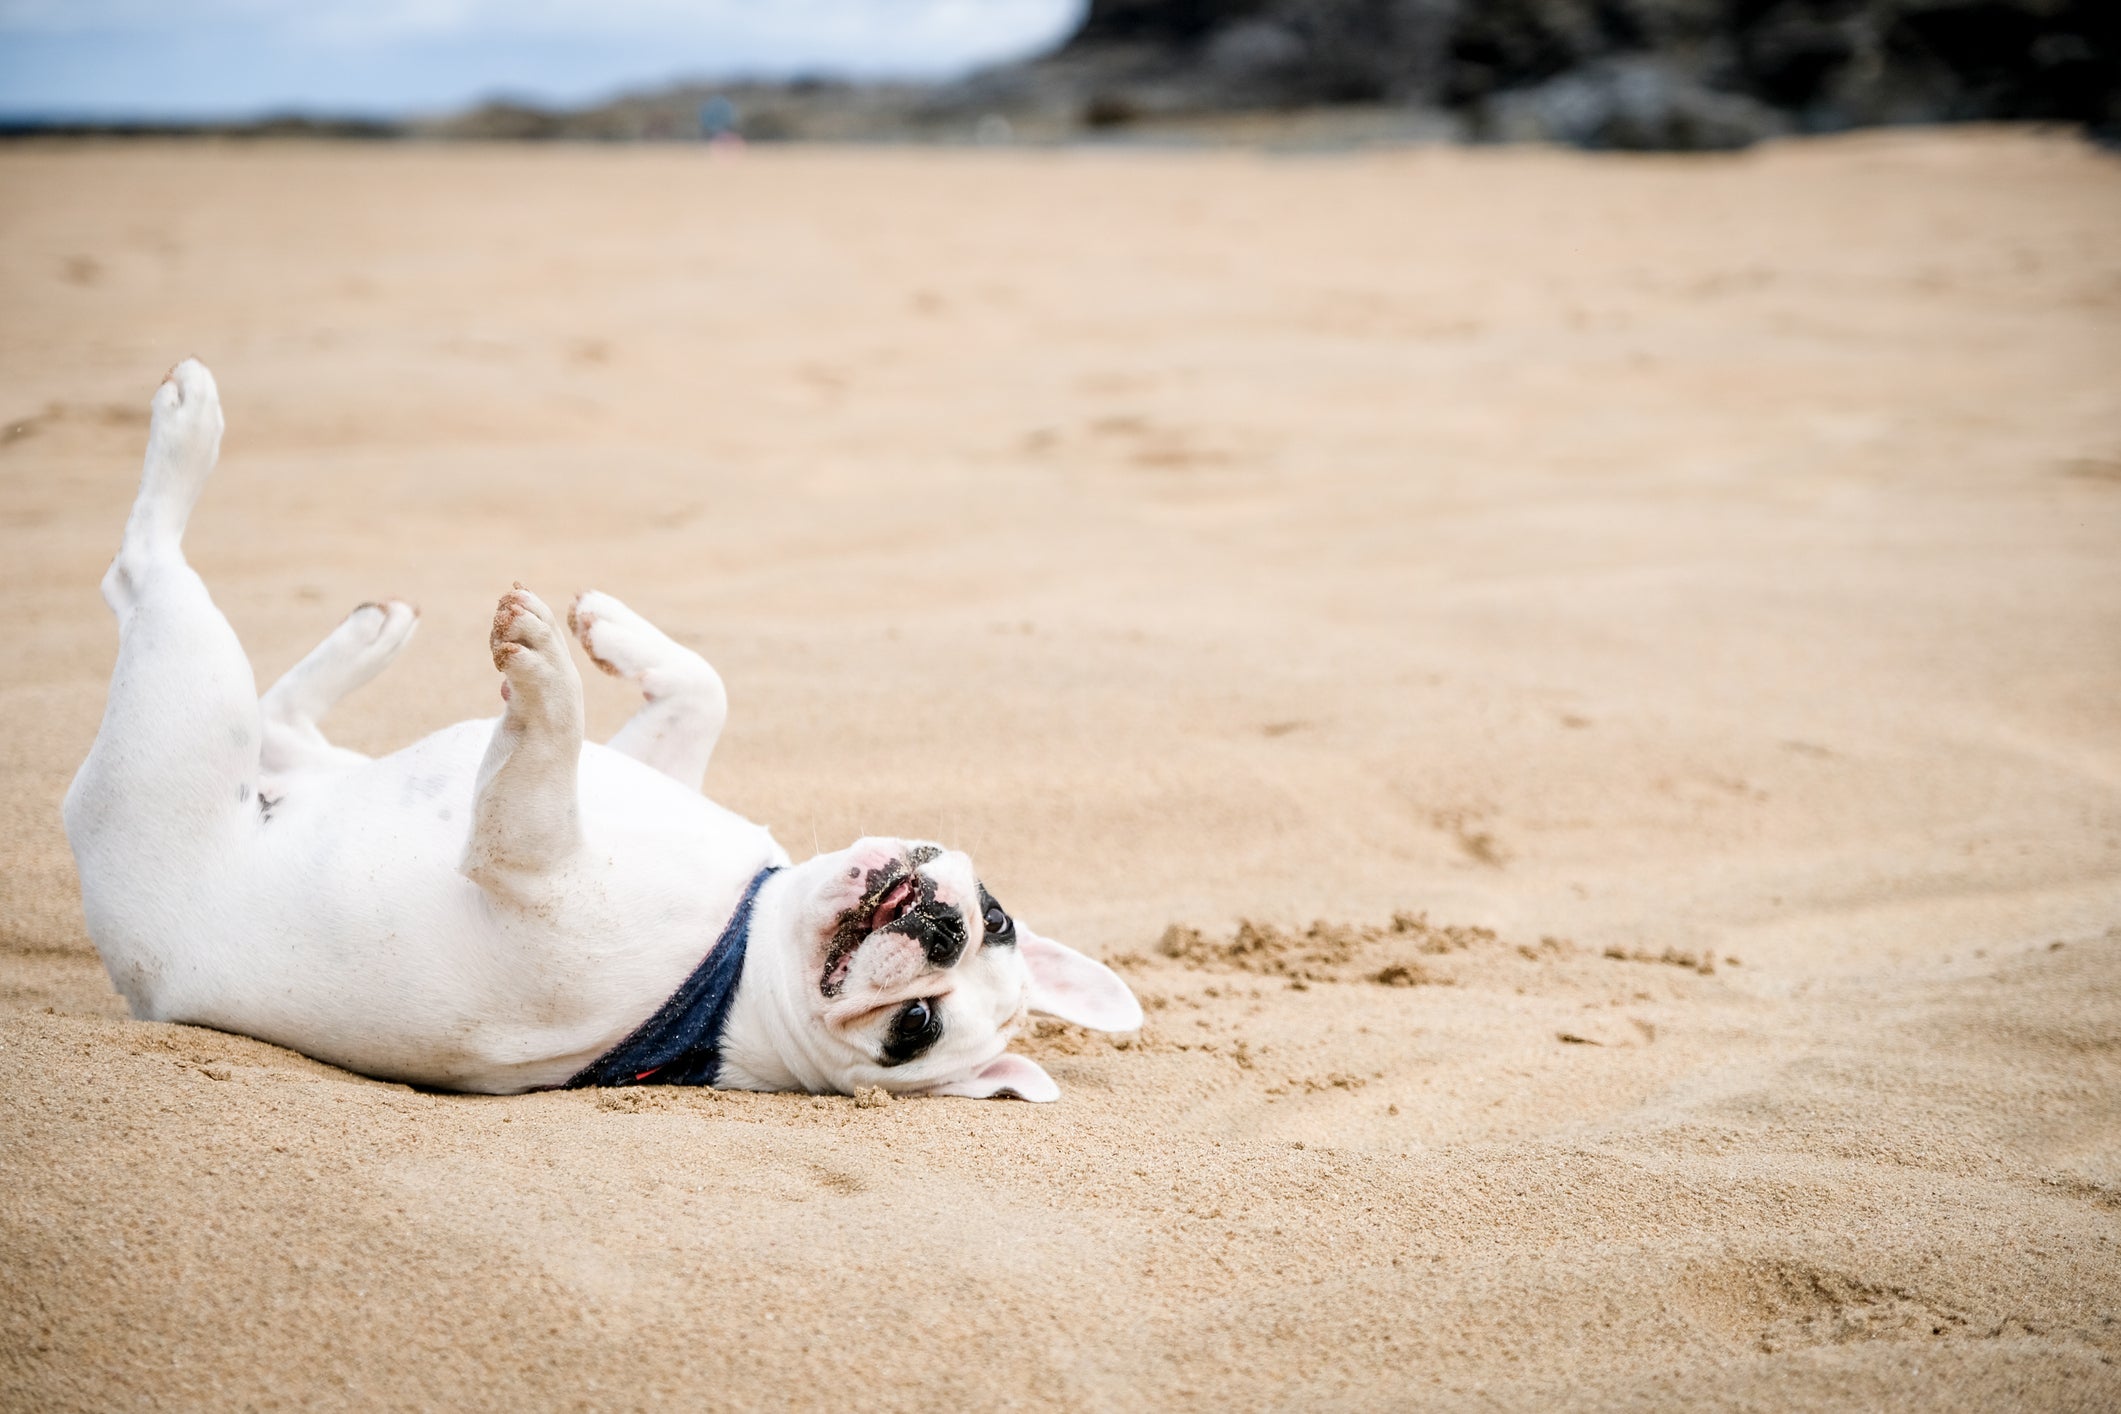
[1020,928,1143,1033]
[930,1052,1059,1102]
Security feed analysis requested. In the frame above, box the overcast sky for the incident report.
[0,0,1087,120]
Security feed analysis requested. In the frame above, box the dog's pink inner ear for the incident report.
[1020,928,1144,1033]
[930,1052,1058,1102]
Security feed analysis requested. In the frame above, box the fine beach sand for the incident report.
[2,131,2118,1409]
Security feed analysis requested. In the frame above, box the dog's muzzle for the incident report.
[819,851,963,996]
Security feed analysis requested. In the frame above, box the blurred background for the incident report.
[3,0,2116,149]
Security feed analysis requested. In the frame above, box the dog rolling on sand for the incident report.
[63,360,1140,1100]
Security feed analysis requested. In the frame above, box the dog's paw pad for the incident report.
[568,590,715,702]
[567,589,653,679]
[490,586,568,678]
[569,590,675,678]
[567,591,616,675]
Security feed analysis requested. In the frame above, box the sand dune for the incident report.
[2,130,2117,1408]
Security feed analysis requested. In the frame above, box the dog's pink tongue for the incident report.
[870,878,915,933]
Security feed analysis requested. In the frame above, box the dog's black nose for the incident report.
[885,899,967,970]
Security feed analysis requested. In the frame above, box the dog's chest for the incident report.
[253,721,784,1023]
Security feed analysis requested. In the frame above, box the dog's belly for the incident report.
[170,719,785,1091]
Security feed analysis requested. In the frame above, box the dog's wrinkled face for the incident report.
[776,838,1140,1100]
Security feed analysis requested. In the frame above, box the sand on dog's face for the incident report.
[2,132,2118,1408]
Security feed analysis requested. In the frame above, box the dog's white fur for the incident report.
[64,361,1140,1100]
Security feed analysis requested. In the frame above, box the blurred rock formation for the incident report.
[1019,0,2119,148]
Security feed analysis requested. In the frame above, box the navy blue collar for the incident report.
[566,864,780,1089]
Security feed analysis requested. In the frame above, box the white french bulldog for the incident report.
[62,360,1140,1100]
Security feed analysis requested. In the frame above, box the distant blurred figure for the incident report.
[698,94,744,150]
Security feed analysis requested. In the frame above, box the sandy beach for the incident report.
[2,130,2118,1408]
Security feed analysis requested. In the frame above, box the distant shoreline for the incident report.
[0,107,2110,155]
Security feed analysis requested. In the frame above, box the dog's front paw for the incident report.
[491,584,579,714]
[568,589,716,700]
[345,598,420,658]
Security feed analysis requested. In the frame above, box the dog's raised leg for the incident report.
[568,590,727,792]
[259,600,420,774]
[462,585,586,900]
[64,360,260,1011]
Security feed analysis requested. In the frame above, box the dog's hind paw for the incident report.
[144,358,225,494]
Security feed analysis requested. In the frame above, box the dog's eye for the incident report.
[978,886,1014,943]
[882,998,944,1065]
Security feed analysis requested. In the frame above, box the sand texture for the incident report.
[2,132,2118,1409]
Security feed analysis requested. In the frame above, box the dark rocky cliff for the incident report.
[1039,0,2120,147]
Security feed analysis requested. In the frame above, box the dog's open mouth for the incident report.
[819,852,964,996]
[821,861,915,997]
[869,876,918,934]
